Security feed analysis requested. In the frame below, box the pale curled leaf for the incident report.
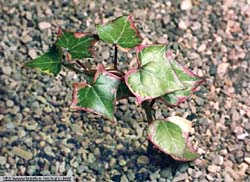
[148,118,199,161]
[71,64,121,120]
[56,28,98,59]
[148,120,186,159]
[25,45,62,76]
[96,15,142,49]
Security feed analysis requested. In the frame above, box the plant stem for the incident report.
[113,44,118,69]
[142,99,155,123]
[62,62,83,73]
[76,60,88,70]
[142,99,156,154]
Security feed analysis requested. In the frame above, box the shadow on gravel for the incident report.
[147,142,187,175]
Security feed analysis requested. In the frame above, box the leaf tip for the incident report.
[57,26,63,37]
[136,45,146,52]
[74,32,87,38]
[128,14,142,42]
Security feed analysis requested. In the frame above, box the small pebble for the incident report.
[21,35,32,43]
[103,126,111,133]
[0,156,7,165]
[137,155,150,166]
[179,20,187,30]
[160,167,172,178]
[6,100,14,107]
[207,165,221,173]
[25,123,37,131]
[12,147,33,161]
[38,22,51,30]
[102,50,110,59]
[120,175,129,182]
[173,173,188,182]
[2,66,12,75]
[119,159,127,166]
[244,157,250,165]
[28,49,37,59]
[44,146,55,157]
[181,0,192,10]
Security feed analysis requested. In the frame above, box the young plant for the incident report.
[25,15,204,161]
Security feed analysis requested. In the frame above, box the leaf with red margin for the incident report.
[56,28,98,60]
[125,45,204,104]
[96,15,142,49]
[125,45,187,104]
[148,116,199,161]
[71,64,121,120]
[160,51,205,106]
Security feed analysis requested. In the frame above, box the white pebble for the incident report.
[181,0,192,10]
[2,66,12,75]
[0,156,7,165]
[198,44,206,52]
[38,22,51,30]
[28,49,37,59]
[179,20,187,30]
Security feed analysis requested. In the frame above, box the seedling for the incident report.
[25,15,204,161]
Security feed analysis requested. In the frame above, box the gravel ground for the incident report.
[1,0,250,181]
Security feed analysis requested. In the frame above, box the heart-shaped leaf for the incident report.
[56,28,98,60]
[126,45,201,104]
[160,62,204,106]
[71,64,121,120]
[25,45,62,76]
[96,15,142,49]
[149,120,186,159]
[148,117,199,161]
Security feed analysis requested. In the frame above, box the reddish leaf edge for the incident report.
[70,64,121,121]
[159,78,206,107]
[124,45,172,104]
[148,119,199,161]
[124,68,154,105]
[160,52,206,107]
[96,14,142,51]
[124,44,165,104]
[128,14,143,44]
[125,44,205,105]
[56,27,99,61]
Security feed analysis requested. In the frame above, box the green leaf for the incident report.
[71,64,121,120]
[116,80,132,100]
[161,59,204,106]
[56,29,98,59]
[125,45,203,104]
[25,45,62,76]
[182,147,199,161]
[161,88,192,106]
[125,45,184,104]
[148,117,199,161]
[149,120,186,159]
[96,15,142,49]
[165,116,192,135]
